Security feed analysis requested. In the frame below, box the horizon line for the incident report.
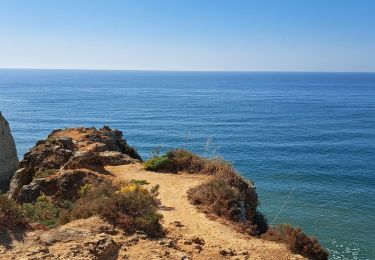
[0,67,374,74]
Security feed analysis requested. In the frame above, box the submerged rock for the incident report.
[8,126,141,202]
[0,112,18,191]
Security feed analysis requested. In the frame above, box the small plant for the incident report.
[150,184,160,198]
[34,169,57,179]
[262,224,329,260]
[117,183,148,194]
[23,195,59,227]
[78,183,93,197]
[130,179,150,185]
[0,194,27,228]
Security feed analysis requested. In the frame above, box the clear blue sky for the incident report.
[0,0,374,72]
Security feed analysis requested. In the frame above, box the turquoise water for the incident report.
[1,69,374,259]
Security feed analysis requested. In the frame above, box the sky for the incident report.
[0,0,374,72]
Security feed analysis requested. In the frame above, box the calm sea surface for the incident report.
[1,69,374,259]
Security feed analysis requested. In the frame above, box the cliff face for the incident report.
[0,113,18,191]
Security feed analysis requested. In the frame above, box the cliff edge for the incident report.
[0,126,322,259]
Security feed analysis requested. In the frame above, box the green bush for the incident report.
[144,149,205,173]
[262,224,328,260]
[23,195,59,227]
[0,194,27,228]
[61,181,163,237]
[144,156,174,172]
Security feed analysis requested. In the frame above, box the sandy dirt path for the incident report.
[107,163,303,260]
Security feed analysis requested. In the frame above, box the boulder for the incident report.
[0,112,18,191]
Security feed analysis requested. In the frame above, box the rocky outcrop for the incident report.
[0,125,305,260]
[0,113,18,191]
[0,217,121,259]
[8,126,141,202]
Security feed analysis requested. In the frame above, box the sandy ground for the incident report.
[107,164,304,260]
[0,162,304,259]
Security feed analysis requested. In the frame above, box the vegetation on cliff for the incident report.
[60,180,163,237]
[263,224,329,260]
[23,194,59,227]
[0,194,27,228]
[145,149,259,222]
[145,149,328,260]
[144,149,258,221]
[2,127,163,238]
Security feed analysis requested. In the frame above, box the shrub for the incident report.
[188,179,268,235]
[61,181,163,237]
[251,211,268,235]
[23,195,59,227]
[78,183,93,197]
[144,156,174,172]
[187,178,243,220]
[0,194,27,228]
[130,179,149,185]
[144,150,199,173]
[262,224,329,260]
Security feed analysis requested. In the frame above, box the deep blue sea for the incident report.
[0,69,374,259]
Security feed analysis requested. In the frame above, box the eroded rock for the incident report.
[8,126,141,202]
[2,217,121,260]
[0,112,18,191]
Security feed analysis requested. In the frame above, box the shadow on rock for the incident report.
[0,226,27,250]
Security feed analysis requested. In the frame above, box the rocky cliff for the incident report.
[1,126,319,259]
[0,113,18,191]
[8,126,141,202]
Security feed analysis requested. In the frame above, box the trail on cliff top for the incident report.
[107,163,302,260]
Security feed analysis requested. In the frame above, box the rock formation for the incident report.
[0,112,18,191]
[8,126,141,202]
[0,216,122,259]
[0,126,309,260]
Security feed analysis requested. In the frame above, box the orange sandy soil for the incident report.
[0,161,304,259]
[106,163,304,260]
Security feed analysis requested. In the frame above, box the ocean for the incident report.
[0,69,374,259]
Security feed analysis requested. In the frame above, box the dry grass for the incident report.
[187,178,269,236]
[60,180,163,237]
[187,178,243,220]
[262,224,329,260]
